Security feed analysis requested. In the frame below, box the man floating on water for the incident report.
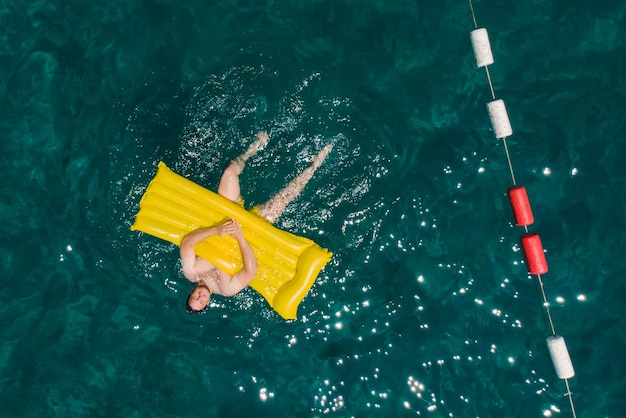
[180,132,333,313]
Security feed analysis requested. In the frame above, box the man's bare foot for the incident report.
[233,132,270,174]
[311,143,333,170]
[247,131,269,154]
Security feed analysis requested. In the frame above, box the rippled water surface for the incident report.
[2,0,626,417]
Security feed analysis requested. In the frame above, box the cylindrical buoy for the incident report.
[521,233,548,275]
[508,186,534,226]
[470,28,494,68]
[487,99,513,139]
[547,335,575,379]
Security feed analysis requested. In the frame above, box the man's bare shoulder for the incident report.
[181,255,198,282]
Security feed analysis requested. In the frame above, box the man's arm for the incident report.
[180,221,235,280]
[225,221,258,292]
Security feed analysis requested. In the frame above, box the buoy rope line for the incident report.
[467,1,578,417]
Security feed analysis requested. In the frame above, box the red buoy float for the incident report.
[508,186,534,226]
[521,233,548,275]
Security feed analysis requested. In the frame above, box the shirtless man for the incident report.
[180,132,333,313]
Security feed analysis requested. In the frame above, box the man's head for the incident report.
[186,284,211,313]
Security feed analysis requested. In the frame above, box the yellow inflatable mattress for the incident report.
[131,162,333,319]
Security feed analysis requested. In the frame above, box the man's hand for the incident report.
[216,218,243,238]
[229,219,244,240]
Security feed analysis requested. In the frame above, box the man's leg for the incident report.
[217,132,269,201]
[256,144,333,223]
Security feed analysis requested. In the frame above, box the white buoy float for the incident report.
[547,335,575,380]
[470,28,494,68]
[487,99,513,138]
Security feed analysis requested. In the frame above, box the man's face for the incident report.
[188,285,211,312]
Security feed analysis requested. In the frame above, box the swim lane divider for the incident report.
[467,1,578,416]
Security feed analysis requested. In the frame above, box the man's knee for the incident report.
[222,161,242,178]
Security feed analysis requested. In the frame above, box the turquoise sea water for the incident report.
[2,0,625,416]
